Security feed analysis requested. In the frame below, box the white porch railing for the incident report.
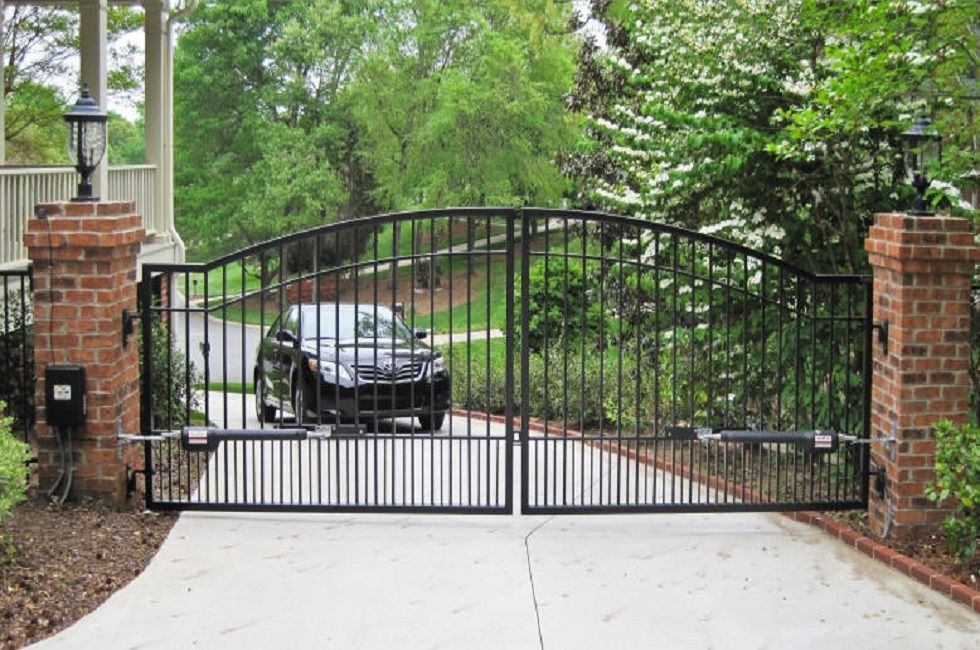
[0,165,157,267]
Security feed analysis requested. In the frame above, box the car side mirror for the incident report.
[414,329,428,340]
[276,330,296,344]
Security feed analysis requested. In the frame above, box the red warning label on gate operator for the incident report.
[813,434,833,450]
[187,428,209,446]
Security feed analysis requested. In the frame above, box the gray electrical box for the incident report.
[45,365,86,427]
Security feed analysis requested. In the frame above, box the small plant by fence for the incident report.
[0,268,33,442]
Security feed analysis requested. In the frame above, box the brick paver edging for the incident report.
[784,511,979,615]
[451,409,980,615]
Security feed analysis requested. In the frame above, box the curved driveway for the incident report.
[172,292,263,385]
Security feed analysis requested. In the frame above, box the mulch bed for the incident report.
[0,494,176,649]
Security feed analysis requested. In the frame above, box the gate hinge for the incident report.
[872,320,888,355]
[122,309,140,346]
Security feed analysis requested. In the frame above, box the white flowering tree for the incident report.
[566,0,978,274]
[555,0,977,435]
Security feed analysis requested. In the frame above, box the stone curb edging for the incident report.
[783,511,979,615]
[450,408,979,615]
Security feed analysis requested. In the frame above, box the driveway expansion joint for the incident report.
[524,516,554,650]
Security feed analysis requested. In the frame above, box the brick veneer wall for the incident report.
[864,213,978,538]
[24,201,146,504]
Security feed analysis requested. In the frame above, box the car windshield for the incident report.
[298,305,414,341]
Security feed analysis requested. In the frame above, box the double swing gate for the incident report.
[140,208,872,514]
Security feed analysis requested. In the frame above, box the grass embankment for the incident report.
[183,224,572,333]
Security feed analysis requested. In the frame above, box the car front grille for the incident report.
[352,359,425,383]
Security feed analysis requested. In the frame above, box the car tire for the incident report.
[418,411,445,431]
[255,380,277,424]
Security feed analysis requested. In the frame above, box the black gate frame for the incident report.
[140,208,872,514]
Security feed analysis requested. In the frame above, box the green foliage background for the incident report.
[0,401,29,523]
[927,421,980,563]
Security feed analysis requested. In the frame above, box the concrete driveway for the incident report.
[32,509,977,649]
[33,395,980,648]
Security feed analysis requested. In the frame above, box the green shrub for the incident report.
[141,320,202,430]
[528,340,620,429]
[447,341,509,415]
[447,339,621,430]
[521,260,603,354]
[0,400,30,522]
[926,421,980,563]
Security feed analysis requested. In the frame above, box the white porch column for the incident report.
[145,0,167,235]
[79,0,108,197]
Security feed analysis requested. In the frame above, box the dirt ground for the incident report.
[0,494,176,649]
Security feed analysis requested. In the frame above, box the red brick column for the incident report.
[864,213,978,539]
[24,201,146,505]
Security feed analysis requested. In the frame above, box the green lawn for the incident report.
[195,228,584,334]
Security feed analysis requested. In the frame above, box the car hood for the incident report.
[300,337,438,365]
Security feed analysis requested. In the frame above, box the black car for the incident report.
[254,303,450,430]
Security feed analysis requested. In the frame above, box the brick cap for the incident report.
[865,213,979,265]
[870,212,972,233]
[23,213,145,250]
[35,200,136,217]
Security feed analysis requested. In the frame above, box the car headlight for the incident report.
[430,356,446,376]
[307,358,352,382]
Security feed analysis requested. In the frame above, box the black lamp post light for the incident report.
[64,83,108,202]
[900,116,942,217]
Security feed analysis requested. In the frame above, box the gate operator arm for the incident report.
[44,365,86,505]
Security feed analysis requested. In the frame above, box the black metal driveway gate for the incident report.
[140,209,871,513]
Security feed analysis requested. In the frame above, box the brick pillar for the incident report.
[24,201,145,505]
[864,213,978,539]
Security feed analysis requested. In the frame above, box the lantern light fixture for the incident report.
[63,83,108,202]
[900,116,942,216]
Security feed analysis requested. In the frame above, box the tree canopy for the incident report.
[174,0,579,260]
[2,4,142,163]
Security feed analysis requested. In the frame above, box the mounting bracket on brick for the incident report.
[872,320,888,355]
[122,309,140,346]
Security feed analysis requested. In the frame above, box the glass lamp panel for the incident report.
[66,122,80,166]
[904,147,920,183]
[81,121,107,168]
[65,120,107,170]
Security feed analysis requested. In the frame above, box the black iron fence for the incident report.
[0,266,34,442]
[140,209,871,513]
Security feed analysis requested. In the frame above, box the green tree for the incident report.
[107,110,144,165]
[352,0,578,210]
[174,0,379,261]
[2,4,143,163]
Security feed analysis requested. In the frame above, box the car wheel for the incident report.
[293,382,306,426]
[418,411,445,431]
[255,380,277,424]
